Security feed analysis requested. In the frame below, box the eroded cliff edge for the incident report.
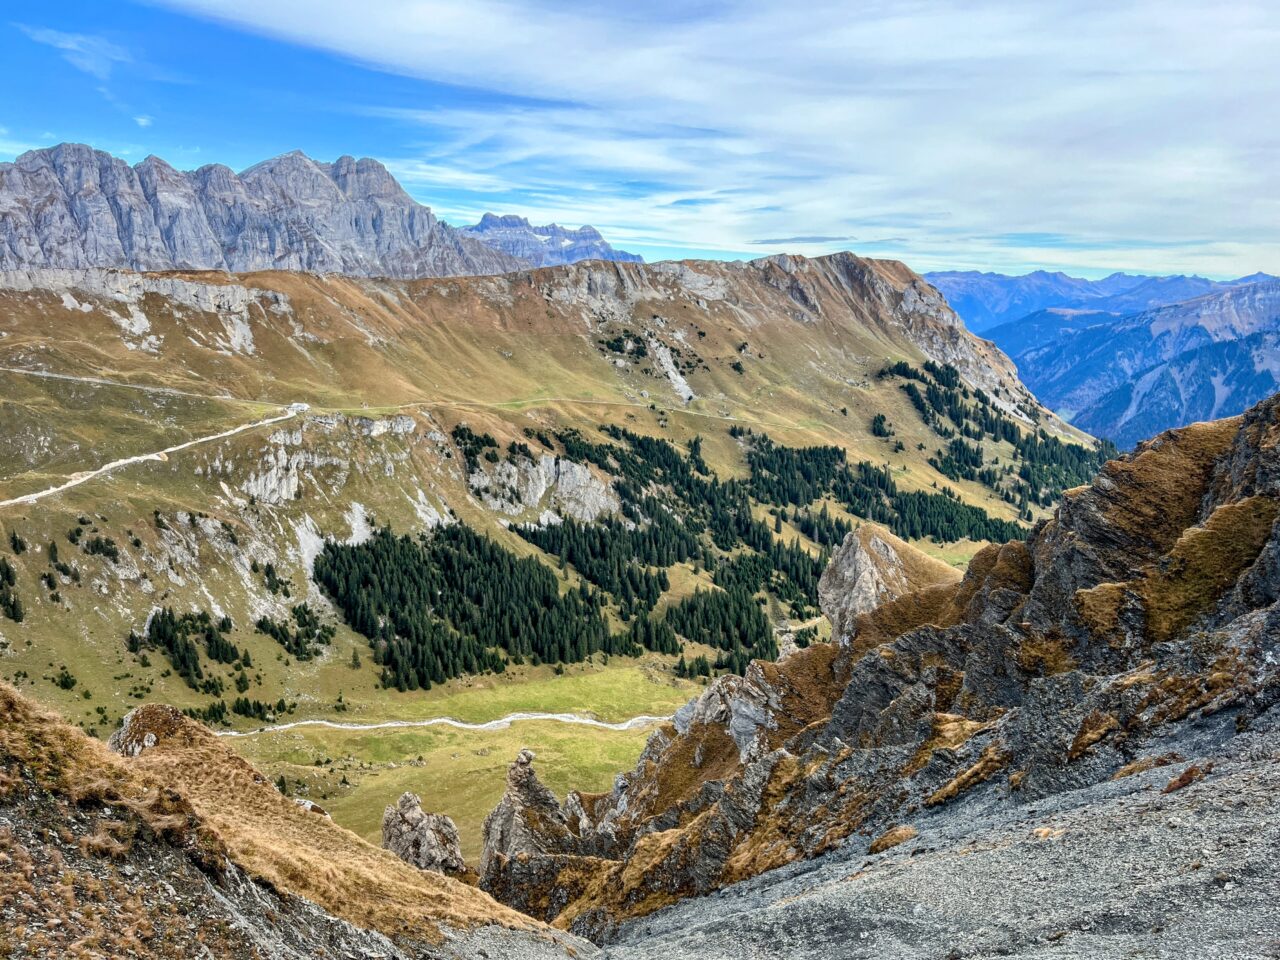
[478,394,1280,946]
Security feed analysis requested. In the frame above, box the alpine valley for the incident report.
[0,144,1277,960]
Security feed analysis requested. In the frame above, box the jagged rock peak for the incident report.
[462,212,641,267]
[0,143,525,278]
[480,749,578,884]
[381,792,467,876]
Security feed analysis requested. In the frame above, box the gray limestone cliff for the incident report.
[0,143,525,278]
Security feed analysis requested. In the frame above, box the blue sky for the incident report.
[3,0,1277,277]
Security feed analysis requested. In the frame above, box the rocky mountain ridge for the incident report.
[461,213,642,267]
[0,143,525,278]
[471,392,1280,949]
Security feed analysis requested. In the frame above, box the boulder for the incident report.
[381,792,466,876]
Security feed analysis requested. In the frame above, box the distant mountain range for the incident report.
[460,213,641,267]
[925,269,1276,333]
[996,279,1280,447]
[0,144,636,278]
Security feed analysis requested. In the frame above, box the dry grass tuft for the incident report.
[868,824,917,854]
[905,713,991,776]
[1162,763,1212,794]
[78,821,133,860]
[1017,633,1079,676]
[1067,711,1119,761]
[1111,753,1182,781]
[924,744,1011,808]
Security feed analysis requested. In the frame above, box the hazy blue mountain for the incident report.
[926,268,1276,333]
[460,213,642,267]
[1072,333,1280,448]
[1006,279,1280,447]
[983,308,1121,359]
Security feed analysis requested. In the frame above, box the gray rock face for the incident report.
[672,663,782,760]
[818,529,900,641]
[600,713,1280,960]
[461,213,642,268]
[382,792,467,875]
[0,143,526,277]
[468,453,619,522]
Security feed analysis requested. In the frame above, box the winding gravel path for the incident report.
[215,711,670,738]
[0,407,300,510]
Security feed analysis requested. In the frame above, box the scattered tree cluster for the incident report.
[255,602,334,661]
[0,557,23,623]
[313,525,634,691]
[130,607,246,694]
[878,360,1115,514]
[739,428,1025,543]
[451,424,499,472]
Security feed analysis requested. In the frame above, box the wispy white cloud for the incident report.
[134,115,154,127]
[146,0,1280,274]
[16,24,132,80]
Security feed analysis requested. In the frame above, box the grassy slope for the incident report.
[0,260,1095,861]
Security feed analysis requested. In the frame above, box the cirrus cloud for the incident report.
[139,1,1280,275]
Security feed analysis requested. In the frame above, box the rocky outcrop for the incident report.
[0,143,525,277]
[382,792,468,877]
[480,393,1280,945]
[461,213,642,267]
[107,702,189,757]
[817,524,960,642]
[481,750,579,881]
[469,453,619,522]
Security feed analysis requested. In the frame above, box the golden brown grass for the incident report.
[1,691,551,947]
[1139,496,1278,643]
[1084,418,1241,557]
[118,705,544,944]
[0,684,211,859]
[1017,634,1079,676]
[868,824,917,854]
[905,713,992,775]
[924,743,1011,808]
[1067,710,1119,761]
[1111,753,1181,781]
